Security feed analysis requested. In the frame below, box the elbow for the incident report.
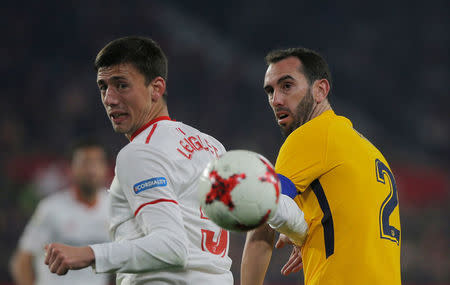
[164,231,188,269]
[174,244,188,269]
[247,224,276,247]
[9,251,17,276]
[9,250,34,281]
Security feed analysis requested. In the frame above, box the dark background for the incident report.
[1,0,448,284]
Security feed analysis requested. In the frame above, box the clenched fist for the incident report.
[44,243,95,275]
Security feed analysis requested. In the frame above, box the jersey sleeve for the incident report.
[275,122,329,193]
[268,194,308,245]
[18,200,54,254]
[90,143,188,273]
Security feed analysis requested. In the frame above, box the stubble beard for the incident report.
[111,121,133,136]
[280,88,315,138]
[77,180,98,198]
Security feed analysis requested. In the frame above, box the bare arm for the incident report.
[241,223,276,285]
[10,250,35,285]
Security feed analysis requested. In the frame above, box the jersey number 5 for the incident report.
[375,159,400,245]
[200,207,228,257]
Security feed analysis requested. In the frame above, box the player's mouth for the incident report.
[110,112,129,124]
[276,112,291,125]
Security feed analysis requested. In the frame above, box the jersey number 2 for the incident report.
[375,159,400,244]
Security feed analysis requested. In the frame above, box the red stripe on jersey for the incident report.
[177,128,186,135]
[134,199,179,216]
[130,116,171,141]
[145,123,158,144]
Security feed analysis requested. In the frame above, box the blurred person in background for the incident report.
[44,36,234,284]
[9,139,110,285]
[241,48,402,284]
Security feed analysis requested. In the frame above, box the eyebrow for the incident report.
[277,75,295,84]
[263,75,295,90]
[97,75,128,84]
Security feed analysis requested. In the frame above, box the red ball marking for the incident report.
[205,170,246,211]
[258,158,280,203]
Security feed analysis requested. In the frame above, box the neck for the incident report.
[125,101,169,140]
[310,100,332,121]
[73,186,98,207]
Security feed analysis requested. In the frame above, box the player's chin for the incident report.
[279,124,294,138]
[278,122,290,131]
[111,123,129,134]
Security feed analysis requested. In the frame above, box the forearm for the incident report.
[91,228,187,273]
[268,194,308,245]
[10,251,35,285]
[241,224,275,285]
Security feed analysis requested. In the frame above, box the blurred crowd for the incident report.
[1,0,448,284]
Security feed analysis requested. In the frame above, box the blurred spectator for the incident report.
[9,140,111,285]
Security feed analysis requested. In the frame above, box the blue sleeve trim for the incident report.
[277,174,298,199]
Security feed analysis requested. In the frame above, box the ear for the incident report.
[312,79,330,103]
[149,77,166,102]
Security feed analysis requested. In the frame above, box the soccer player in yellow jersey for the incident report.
[241,48,401,285]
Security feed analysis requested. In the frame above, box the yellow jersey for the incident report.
[275,110,401,284]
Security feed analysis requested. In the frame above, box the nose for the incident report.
[271,89,284,107]
[103,87,119,106]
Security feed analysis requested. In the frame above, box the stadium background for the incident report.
[1,0,448,284]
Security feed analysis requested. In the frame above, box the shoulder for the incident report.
[115,130,177,184]
[150,120,226,157]
[117,136,171,165]
[97,188,110,202]
[116,143,168,184]
[116,141,145,163]
[39,190,71,206]
[122,120,181,156]
[280,111,335,155]
[32,190,72,216]
[119,120,225,165]
[200,131,226,153]
[325,113,360,149]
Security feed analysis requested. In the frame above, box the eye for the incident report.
[98,85,107,92]
[282,82,292,90]
[118,82,128,90]
[264,87,274,99]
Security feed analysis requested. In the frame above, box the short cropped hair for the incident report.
[265,47,332,92]
[94,36,168,93]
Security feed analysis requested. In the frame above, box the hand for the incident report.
[275,234,303,276]
[44,243,95,275]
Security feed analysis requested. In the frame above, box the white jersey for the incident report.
[91,117,233,285]
[18,189,110,285]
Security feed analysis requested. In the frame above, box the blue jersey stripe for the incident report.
[277,174,298,199]
[311,179,335,258]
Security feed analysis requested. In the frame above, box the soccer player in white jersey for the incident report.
[43,36,234,284]
[10,139,110,285]
[44,36,309,284]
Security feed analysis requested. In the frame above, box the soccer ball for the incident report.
[198,150,280,232]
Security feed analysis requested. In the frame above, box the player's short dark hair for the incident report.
[265,47,332,92]
[94,36,168,97]
[69,138,106,162]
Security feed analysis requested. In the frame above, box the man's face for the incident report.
[71,147,107,195]
[97,63,153,137]
[264,57,315,137]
